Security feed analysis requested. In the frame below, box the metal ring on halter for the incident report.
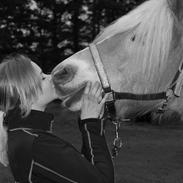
[113,137,123,148]
[112,137,123,158]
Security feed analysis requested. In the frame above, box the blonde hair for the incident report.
[0,53,42,166]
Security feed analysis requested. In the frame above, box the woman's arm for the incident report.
[79,81,114,182]
[79,118,114,183]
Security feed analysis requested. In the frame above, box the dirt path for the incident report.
[0,104,183,183]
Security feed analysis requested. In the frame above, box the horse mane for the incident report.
[94,0,175,88]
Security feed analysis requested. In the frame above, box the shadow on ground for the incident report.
[1,101,183,183]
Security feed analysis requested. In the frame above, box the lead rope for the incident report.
[103,104,123,158]
[111,118,131,158]
[111,119,123,158]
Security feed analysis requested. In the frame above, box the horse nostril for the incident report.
[56,68,69,79]
[52,65,76,85]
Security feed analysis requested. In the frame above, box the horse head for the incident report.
[52,0,183,123]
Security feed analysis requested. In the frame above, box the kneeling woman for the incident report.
[0,54,114,183]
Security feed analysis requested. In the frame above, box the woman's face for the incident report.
[31,62,57,108]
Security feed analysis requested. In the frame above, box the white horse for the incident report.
[52,0,183,124]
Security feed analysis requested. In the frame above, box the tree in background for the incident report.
[0,0,145,72]
[0,0,31,54]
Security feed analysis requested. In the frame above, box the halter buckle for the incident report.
[105,90,115,103]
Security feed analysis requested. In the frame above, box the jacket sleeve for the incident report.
[78,118,114,183]
[32,118,114,183]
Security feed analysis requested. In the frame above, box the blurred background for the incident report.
[0,0,145,72]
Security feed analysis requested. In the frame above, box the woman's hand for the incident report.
[80,81,107,120]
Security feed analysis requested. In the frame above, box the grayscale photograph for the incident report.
[0,0,183,182]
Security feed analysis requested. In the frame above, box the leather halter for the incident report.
[89,43,183,119]
[89,42,183,157]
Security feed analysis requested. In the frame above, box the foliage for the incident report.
[0,0,145,72]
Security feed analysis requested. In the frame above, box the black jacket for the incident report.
[6,109,114,183]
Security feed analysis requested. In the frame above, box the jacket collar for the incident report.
[5,108,53,131]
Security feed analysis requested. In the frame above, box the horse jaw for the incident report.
[52,47,100,111]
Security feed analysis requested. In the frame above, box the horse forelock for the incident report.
[94,0,178,92]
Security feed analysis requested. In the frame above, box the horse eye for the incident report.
[131,35,136,42]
